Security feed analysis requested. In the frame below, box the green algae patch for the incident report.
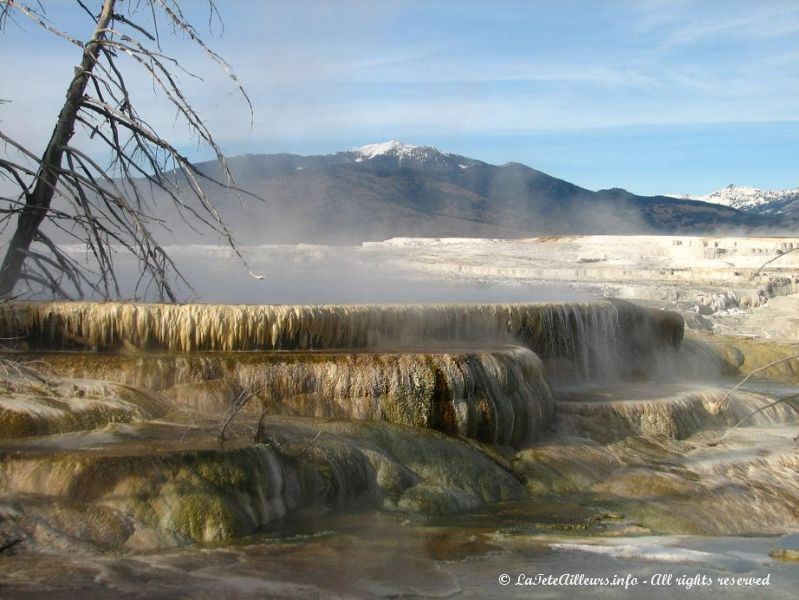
[168,493,239,543]
[0,417,530,552]
[195,461,248,490]
[130,448,289,545]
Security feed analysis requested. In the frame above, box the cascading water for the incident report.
[13,347,554,446]
[1,296,797,599]
[0,298,681,382]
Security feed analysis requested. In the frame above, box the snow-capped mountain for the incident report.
[343,140,480,171]
[182,144,780,245]
[350,141,433,160]
[667,184,799,216]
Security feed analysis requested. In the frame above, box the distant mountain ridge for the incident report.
[176,142,782,244]
[667,184,799,218]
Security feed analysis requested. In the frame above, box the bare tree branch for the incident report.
[708,392,799,447]
[0,0,263,300]
[218,383,259,442]
[716,353,799,411]
[750,247,799,281]
[708,353,799,446]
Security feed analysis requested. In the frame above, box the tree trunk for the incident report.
[0,0,116,297]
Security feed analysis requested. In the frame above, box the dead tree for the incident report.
[0,0,259,300]
[709,353,799,446]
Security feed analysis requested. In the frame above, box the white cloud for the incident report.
[2,0,798,158]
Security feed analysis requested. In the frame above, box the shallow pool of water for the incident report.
[2,505,795,599]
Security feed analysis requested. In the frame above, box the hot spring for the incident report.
[1,237,798,598]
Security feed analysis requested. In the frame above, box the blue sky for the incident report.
[1,0,798,195]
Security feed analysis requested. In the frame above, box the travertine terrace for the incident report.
[1,236,798,597]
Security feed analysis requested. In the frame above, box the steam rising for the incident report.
[0,299,682,381]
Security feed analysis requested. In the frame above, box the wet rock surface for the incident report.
[0,292,797,598]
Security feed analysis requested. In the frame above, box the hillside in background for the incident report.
[171,141,779,244]
[667,184,799,220]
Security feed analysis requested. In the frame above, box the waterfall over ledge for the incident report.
[0,299,683,383]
